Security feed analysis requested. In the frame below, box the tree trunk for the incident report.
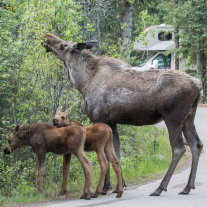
[200,50,207,103]
[96,12,102,55]
[197,47,201,77]
[174,27,179,70]
[122,1,133,62]
[174,0,179,70]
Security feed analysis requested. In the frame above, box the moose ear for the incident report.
[15,125,20,132]
[71,43,86,52]
[85,40,98,49]
[56,106,62,113]
[71,40,98,52]
[65,106,72,116]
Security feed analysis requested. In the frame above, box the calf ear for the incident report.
[15,125,20,131]
[56,106,62,113]
[71,40,98,52]
[65,106,72,116]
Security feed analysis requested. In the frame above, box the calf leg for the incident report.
[61,153,72,195]
[102,124,126,194]
[150,125,186,196]
[36,153,45,191]
[75,150,93,200]
[101,163,111,195]
[35,155,39,188]
[180,114,203,194]
[106,150,123,198]
[93,150,108,198]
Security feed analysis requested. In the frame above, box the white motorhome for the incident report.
[134,24,186,70]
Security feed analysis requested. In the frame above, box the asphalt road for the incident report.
[38,107,207,207]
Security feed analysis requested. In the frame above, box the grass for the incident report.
[0,125,190,206]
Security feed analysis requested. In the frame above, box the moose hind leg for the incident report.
[93,151,108,198]
[150,127,186,196]
[108,153,123,198]
[75,150,93,200]
[180,118,203,195]
[102,124,120,194]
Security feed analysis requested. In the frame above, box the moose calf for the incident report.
[4,122,94,200]
[53,107,123,198]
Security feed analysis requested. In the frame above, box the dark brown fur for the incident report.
[44,33,203,196]
[52,107,123,198]
[4,122,94,200]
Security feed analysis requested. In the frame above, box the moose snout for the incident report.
[4,146,11,155]
[52,119,58,126]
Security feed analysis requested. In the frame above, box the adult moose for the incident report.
[44,33,203,196]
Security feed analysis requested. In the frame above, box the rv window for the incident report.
[158,32,172,41]
[152,54,171,69]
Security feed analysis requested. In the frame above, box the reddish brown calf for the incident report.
[53,107,123,198]
[4,122,94,200]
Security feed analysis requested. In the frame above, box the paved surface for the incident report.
[39,107,207,207]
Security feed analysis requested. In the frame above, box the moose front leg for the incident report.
[36,153,46,191]
[35,155,39,188]
[102,124,125,194]
[61,153,72,195]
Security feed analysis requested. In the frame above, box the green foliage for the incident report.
[174,0,207,101]
[118,125,172,181]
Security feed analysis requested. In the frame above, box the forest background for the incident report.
[0,0,206,205]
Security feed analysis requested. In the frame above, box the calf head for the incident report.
[4,125,24,154]
[44,33,98,62]
[52,107,72,127]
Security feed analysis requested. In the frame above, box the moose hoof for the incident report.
[150,187,166,196]
[150,189,162,196]
[112,189,118,193]
[85,193,93,200]
[59,190,69,196]
[116,192,123,198]
[101,189,108,195]
[101,185,111,195]
[149,191,160,196]
[80,193,87,199]
[179,186,191,195]
[179,191,189,195]
[92,192,99,198]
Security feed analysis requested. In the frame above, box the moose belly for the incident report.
[109,107,163,125]
[85,89,163,126]
[47,143,69,154]
[45,132,70,154]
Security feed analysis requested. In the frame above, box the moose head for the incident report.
[52,106,72,127]
[4,125,24,154]
[44,33,98,62]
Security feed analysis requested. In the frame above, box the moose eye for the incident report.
[61,116,65,120]
[60,44,68,50]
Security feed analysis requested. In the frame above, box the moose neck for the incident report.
[19,130,33,146]
[65,50,98,98]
